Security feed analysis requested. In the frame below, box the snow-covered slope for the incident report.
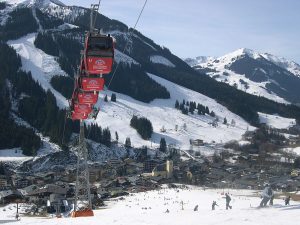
[8,33,68,108]
[184,56,215,67]
[258,112,296,129]
[93,73,252,149]
[1,186,299,225]
[191,48,300,104]
[261,53,300,77]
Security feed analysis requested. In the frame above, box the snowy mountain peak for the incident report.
[184,56,214,67]
[4,0,65,7]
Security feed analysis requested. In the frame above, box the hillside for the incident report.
[1,186,299,225]
[187,48,300,104]
[0,0,300,157]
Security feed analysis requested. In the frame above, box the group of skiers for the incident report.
[260,184,291,207]
[211,193,232,210]
[210,185,292,211]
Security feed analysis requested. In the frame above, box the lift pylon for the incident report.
[71,121,93,217]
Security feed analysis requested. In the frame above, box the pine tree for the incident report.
[159,137,167,153]
[104,95,108,102]
[111,93,117,102]
[125,137,131,148]
[210,111,216,117]
[223,117,227,124]
[115,131,119,142]
[175,100,179,109]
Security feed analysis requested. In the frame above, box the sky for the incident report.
[62,0,300,63]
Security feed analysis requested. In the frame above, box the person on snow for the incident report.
[194,205,198,211]
[212,201,218,210]
[269,188,275,206]
[285,196,291,205]
[225,193,232,210]
[260,184,273,207]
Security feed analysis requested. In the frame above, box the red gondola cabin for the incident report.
[73,103,93,114]
[77,92,98,105]
[79,77,105,92]
[71,111,89,120]
[84,33,114,75]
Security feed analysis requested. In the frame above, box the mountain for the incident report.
[1,0,300,161]
[189,48,300,104]
[184,56,214,67]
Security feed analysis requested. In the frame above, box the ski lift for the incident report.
[78,76,105,92]
[72,103,93,114]
[84,32,114,75]
[71,111,89,120]
[72,89,99,105]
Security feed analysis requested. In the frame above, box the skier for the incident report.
[260,184,273,207]
[15,213,19,221]
[285,196,291,205]
[212,201,218,210]
[194,205,198,211]
[225,193,232,210]
[269,187,274,206]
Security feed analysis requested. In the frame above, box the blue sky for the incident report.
[62,0,300,63]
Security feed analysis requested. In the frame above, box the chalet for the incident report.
[152,160,173,179]
[0,176,9,190]
[0,189,24,204]
[143,159,162,173]
[190,139,204,146]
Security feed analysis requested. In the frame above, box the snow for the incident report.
[184,56,215,67]
[8,33,69,109]
[150,55,175,68]
[283,147,300,156]
[0,148,32,162]
[261,53,300,78]
[1,186,299,225]
[195,48,290,104]
[258,112,296,129]
[115,49,139,66]
[90,73,252,149]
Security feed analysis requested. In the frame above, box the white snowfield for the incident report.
[1,187,299,225]
[0,148,32,162]
[194,48,294,104]
[8,33,69,108]
[150,55,175,68]
[92,73,252,149]
[258,112,296,129]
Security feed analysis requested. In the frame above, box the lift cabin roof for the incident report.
[84,34,114,75]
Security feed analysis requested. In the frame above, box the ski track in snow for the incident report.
[1,187,299,225]
[8,33,68,109]
[91,73,253,149]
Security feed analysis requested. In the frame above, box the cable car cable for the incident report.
[106,0,148,90]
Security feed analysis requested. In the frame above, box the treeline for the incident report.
[105,64,170,103]
[50,75,74,99]
[34,32,82,77]
[0,8,38,41]
[0,43,41,155]
[85,124,111,147]
[0,2,6,10]
[34,32,59,56]
[130,115,153,140]
[147,64,300,126]
[175,99,215,116]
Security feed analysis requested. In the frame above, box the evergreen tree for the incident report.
[130,115,153,140]
[111,93,117,102]
[223,117,227,125]
[175,100,179,109]
[125,137,131,148]
[115,131,119,142]
[104,95,108,102]
[159,137,167,153]
[210,111,216,117]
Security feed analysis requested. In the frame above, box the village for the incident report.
[1,126,300,217]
